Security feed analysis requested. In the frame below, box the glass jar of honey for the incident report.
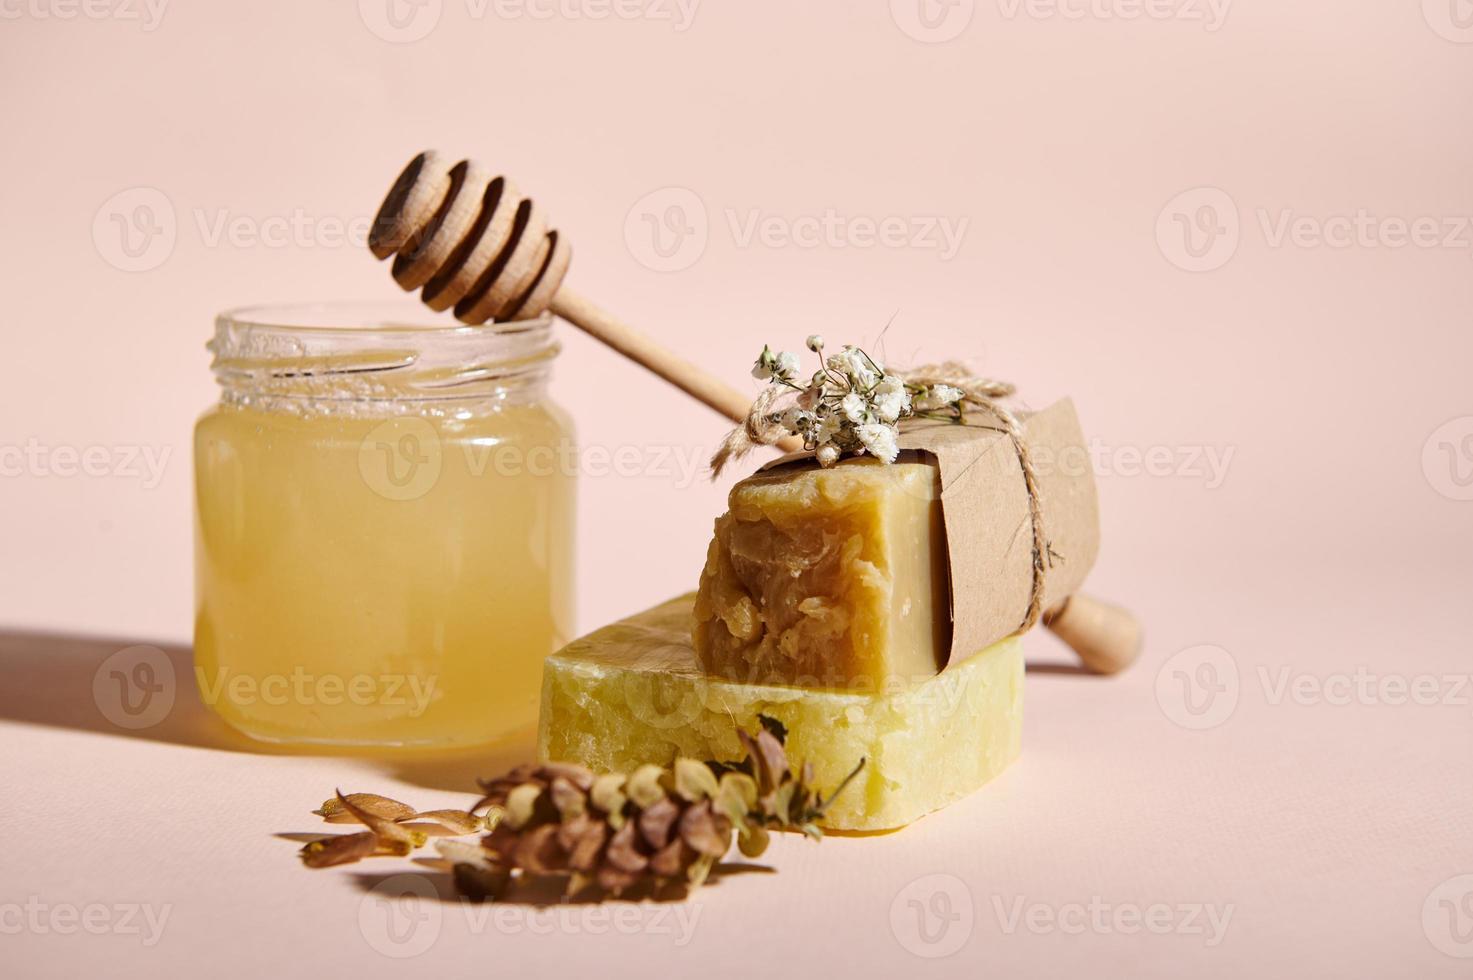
[194,302,575,747]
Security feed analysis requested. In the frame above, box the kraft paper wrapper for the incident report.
[760,398,1100,667]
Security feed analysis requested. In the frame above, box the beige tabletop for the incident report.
[3,554,1469,977]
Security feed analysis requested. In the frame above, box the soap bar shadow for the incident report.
[0,626,534,793]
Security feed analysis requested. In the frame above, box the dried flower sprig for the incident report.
[299,792,486,868]
[463,727,861,900]
[296,720,863,902]
[747,336,964,468]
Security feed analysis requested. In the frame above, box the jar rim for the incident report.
[215,300,553,338]
[209,300,558,409]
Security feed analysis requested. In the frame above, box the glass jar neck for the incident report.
[209,302,558,415]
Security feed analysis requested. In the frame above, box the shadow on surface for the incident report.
[346,861,774,906]
[0,626,535,793]
[1024,660,1093,676]
[0,627,252,750]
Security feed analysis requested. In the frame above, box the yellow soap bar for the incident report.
[538,594,1022,831]
[693,457,951,688]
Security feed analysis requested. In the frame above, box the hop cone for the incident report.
[452,722,863,900]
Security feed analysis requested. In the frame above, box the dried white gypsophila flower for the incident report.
[871,376,911,423]
[745,340,914,468]
[782,407,816,432]
[856,423,900,463]
[914,383,963,411]
[719,339,990,477]
[840,391,867,424]
[826,346,881,390]
[752,345,801,383]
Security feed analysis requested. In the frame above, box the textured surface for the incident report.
[694,459,950,687]
[541,594,1022,830]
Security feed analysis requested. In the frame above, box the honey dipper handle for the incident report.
[550,287,804,452]
[1042,593,1143,675]
[551,287,752,422]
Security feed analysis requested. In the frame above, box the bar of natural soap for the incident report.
[693,456,950,688]
[538,594,1022,831]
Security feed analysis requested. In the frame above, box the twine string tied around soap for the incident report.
[710,361,1055,636]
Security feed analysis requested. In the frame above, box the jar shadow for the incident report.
[0,626,537,793]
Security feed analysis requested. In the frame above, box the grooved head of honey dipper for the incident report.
[369,151,452,260]
[369,149,573,325]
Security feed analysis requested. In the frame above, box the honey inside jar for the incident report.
[193,303,575,747]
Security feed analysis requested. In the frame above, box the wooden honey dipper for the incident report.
[369,150,801,450]
[370,150,1139,675]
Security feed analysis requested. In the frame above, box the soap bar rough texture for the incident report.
[694,456,950,688]
[538,594,1023,831]
[693,399,1099,687]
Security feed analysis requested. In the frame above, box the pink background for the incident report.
[2,2,1471,977]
